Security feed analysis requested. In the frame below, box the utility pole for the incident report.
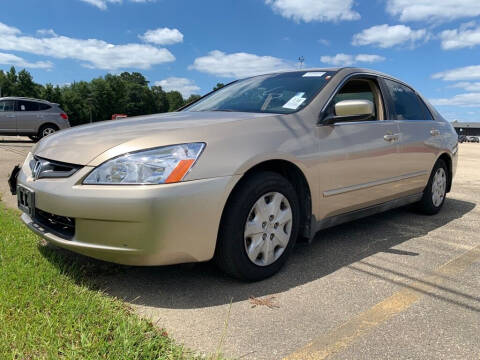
[298,56,305,69]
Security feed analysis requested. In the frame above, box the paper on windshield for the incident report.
[302,72,326,77]
[283,92,306,110]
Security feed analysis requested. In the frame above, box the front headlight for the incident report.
[83,143,205,185]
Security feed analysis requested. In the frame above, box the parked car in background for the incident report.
[11,68,458,281]
[458,135,467,143]
[0,97,70,141]
[466,136,479,143]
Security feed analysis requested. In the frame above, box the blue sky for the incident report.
[1,0,480,121]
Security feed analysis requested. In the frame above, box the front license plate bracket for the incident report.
[17,185,35,218]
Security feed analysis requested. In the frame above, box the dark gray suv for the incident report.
[0,97,70,141]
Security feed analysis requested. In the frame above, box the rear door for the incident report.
[380,78,441,193]
[0,100,17,133]
[316,75,404,219]
[16,100,40,133]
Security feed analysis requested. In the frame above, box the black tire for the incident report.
[416,159,448,215]
[215,171,300,281]
[28,136,38,142]
[38,124,58,139]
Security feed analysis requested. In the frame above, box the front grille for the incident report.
[34,208,75,240]
[31,156,82,180]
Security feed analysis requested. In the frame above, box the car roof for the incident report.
[0,96,57,105]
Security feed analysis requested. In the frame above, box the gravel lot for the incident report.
[1,136,479,359]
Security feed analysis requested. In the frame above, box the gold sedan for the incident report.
[12,68,458,281]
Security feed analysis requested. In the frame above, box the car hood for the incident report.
[34,111,272,165]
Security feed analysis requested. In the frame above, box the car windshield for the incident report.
[184,71,336,114]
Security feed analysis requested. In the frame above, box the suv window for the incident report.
[383,79,428,120]
[38,103,52,111]
[0,100,15,112]
[17,100,39,111]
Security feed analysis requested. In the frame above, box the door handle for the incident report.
[384,133,399,142]
[6,115,16,118]
[430,129,440,136]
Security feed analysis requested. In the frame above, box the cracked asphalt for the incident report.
[1,136,479,359]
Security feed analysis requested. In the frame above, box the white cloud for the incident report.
[352,24,429,48]
[430,93,480,107]
[440,22,480,50]
[155,77,200,97]
[320,53,385,66]
[0,52,53,69]
[386,0,480,22]
[189,50,292,78]
[79,0,154,9]
[80,0,121,10]
[36,29,57,37]
[433,65,480,81]
[317,39,330,46]
[140,28,183,45]
[451,82,480,91]
[265,0,360,22]
[0,22,175,70]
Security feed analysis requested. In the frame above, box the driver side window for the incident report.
[327,78,383,121]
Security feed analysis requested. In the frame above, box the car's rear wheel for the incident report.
[215,171,300,281]
[38,124,58,139]
[416,159,448,215]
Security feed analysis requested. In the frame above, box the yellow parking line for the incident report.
[284,244,480,360]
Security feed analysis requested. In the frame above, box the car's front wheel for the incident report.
[416,159,448,215]
[215,171,300,281]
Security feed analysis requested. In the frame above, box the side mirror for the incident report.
[322,99,374,125]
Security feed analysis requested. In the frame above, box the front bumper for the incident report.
[17,155,239,266]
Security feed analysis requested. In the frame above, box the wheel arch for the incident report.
[436,152,453,193]
[37,122,59,135]
[219,159,313,242]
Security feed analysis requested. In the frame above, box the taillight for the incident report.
[60,113,68,120]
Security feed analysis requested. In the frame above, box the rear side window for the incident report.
[383,79,428,120]
[0,100,15,111]
[38,103,52,111]
[17,100,38,111]
[417,98,433,120]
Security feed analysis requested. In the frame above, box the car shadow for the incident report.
[0,139,34,144]
[39,198,475,309]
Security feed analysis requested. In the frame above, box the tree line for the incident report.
[0,66,225,127]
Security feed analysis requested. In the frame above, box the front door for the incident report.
[0,100,17,133]
[315,76,403,220]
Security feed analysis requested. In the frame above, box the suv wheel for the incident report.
[215,171,300,281]
[416,159,448,215]
[38,124,58,139]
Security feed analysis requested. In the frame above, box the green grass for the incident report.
[0,203,199,359]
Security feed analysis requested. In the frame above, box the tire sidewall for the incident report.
[218,172,300,281]
[421,159,448,214]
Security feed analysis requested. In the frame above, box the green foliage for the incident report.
[0,66,210,126]
[213,83,225,91]
[0,204,202,359]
